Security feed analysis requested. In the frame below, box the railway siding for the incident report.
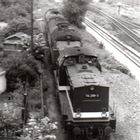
[88,6,140,52]
[80,22,140,140]
[81,3,140,140]
[84,18,140,80]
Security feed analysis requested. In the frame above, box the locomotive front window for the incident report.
[63,57,76,66]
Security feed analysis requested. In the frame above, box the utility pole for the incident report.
[40,72,44,117]
[23,80,28,125]
[31,0,34,52]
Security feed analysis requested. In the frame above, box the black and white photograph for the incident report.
[0,0,140,139]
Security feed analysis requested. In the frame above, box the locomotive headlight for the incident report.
[101,112,108,118]
[75,112,81,118]
[66,35,71,39]
[90,86,95,91]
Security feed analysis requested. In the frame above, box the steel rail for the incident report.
[84,17,140,68]
[115,18,140,29]
[88,6,140,47]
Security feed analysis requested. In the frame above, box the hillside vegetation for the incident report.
[62,0,92,28]
[0,0,31,41]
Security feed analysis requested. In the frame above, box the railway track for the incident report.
[88,5,140,52]
[115,18,140,29]
[84,17,140,69]
[24,71,45,124]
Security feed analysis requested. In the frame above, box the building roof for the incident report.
[3,32,30,46]
[5,32,30,40]
[3,40,23,45]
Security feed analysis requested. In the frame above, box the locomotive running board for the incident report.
[59,86,70,91]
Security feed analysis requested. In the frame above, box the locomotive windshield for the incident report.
[60,54,99,67]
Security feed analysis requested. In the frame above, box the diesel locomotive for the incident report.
[44,8,116,140]
[44,9,82,67]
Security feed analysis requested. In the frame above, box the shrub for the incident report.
[1,53,41,92]
[62,0,92,28]
[3,17,30,37]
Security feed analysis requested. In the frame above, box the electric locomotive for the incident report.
[54,47,116,140]
[44,9,82,68]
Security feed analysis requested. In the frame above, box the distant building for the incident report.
[3,32,30,52]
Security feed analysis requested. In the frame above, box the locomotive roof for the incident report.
[58,47,97,66]
[60,47,97,57]
[67,64,108,88]
[45,14,65,23]
[46,8,61,14]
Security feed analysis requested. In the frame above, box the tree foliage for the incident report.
[0,0,30,21]
[2,53,41,92]
[62,0,92,28]
[0,0,30,8]
[0,0,31,39]
[3,17,31,37]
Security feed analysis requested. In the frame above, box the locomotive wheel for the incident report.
[104,136,110,140]
[99,135,110,140]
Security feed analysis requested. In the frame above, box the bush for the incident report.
[0,0,31,41]
[1,53,41,92]
[62,0,92,28]
[3,17,30,37]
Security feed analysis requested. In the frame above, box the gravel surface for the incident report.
[91,2,140,25]
[86,9,140,52]
[81,17,140,140]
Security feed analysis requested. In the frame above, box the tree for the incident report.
[3,53,41,92]
[3,17,30,37]
[0,0,31,42]
[0,0,11,7]
[62,0,92,28]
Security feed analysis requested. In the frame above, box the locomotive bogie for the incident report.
[58,88,116,139]
[66,122,114,137]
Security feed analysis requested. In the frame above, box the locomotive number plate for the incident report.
[85,93,100,98]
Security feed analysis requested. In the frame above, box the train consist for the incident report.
[44,9,82,67]
[44,9,116,140]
